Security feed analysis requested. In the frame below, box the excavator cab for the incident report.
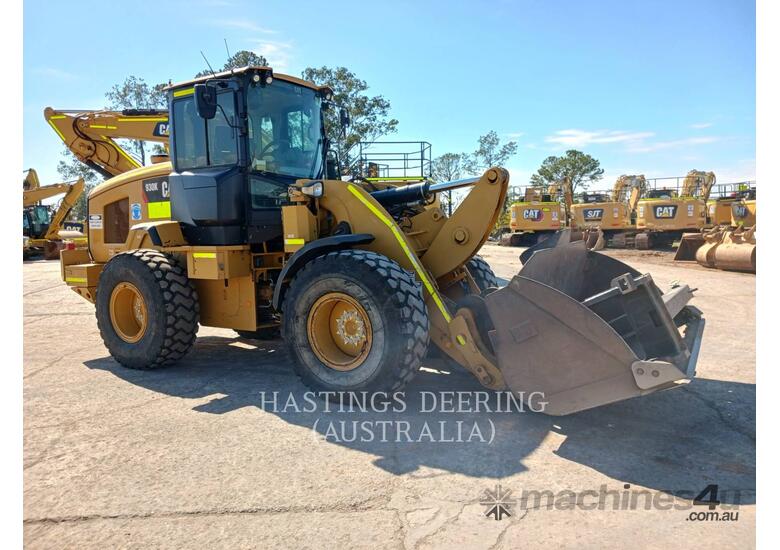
[23,205,52,239]
[646,188,677,199]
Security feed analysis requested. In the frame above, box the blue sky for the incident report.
[24,0,755,190]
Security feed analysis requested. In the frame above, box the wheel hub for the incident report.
[109,282,148,343]
[307,292,372,371]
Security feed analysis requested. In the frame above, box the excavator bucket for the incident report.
[674,232,705,261]
[696,226,755,273]
[482,239,704,415]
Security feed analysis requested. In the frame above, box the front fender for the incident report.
[272,233,375,310]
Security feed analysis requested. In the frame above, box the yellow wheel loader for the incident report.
[55,66,704,415]
[23,168,86,259]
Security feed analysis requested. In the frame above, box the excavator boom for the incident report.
[44,107,169,178]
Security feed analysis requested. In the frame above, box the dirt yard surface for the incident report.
[23,246,756,549]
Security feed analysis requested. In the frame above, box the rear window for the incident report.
[104,198,129,244]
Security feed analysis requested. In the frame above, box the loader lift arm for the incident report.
[44,107,169,178]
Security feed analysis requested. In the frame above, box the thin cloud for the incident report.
[627,136,720,153]
[32,67,77,80]
[504,132,525,139]
[545,129,655,147]
[251,40,293,70]
[690,122,714,129]
[212,18,277,34]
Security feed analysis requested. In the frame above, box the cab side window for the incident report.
[172,92,237,171]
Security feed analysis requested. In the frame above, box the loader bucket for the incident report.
[519,228,580,264]
[483,240,704,415]
[674,232,705,261]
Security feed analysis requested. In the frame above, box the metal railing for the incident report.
[348,141,432,180]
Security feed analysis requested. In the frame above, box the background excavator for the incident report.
[44,107,170,178]
[23,168,85,259]
[634,170,715,249]
[503,178,572,246]
[676,180,756,272]
[570,174,645,247]
[54,65,704,416]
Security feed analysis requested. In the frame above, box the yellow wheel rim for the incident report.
[109,282,148,343]
[307,292,372,371]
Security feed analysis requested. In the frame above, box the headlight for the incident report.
[301,181,323,197]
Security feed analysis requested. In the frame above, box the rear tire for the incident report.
[282,250,429,394]
[96,249,199,369]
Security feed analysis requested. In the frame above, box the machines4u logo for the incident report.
[654,205,678,219]
[523,208,544,221]
[583,208,604,221]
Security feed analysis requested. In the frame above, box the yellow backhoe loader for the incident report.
[504,178,571,246]
[23,168,85,259]
[55,66,704,415]
[570,174,645,247]
[635,170,715,249]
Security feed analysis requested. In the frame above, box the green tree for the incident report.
[432,152,465,215]
[56,150,102,220]
[195,50,268,77]
[461,131,518,230]
[105,76,167,165]
[529,150,604,194]
[301,66,398,172]
[463,131,518,175]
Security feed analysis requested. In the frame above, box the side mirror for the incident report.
[194,84,217,119]
[339,108,350,127]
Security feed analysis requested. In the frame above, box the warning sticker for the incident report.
[131,203,143,220]
[89,214,103,229]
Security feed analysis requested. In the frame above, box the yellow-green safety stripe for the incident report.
[147,201,171,219]
[285,238,305,245]
[346,184,452,323]
[173,88,195,98]
[192,252,217,259]
[65,277,87,284]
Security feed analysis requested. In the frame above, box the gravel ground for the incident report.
[23,245,755,549]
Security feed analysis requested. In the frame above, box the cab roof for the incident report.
[165,66,329,93]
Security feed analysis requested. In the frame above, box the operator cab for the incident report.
[646,188,678,200]
[166,67,339,246]
[23,205,51,239]
[581,192,610,203]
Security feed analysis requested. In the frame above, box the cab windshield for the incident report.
[247,80,323,179]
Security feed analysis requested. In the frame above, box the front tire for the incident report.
[282,250,429,394]
[465,256,499,293]
[96,250,199,369]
